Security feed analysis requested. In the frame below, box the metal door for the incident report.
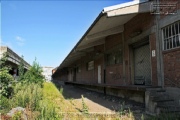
[134,44,151,85]
[98,65,101,84]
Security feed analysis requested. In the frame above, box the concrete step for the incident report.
[156,89,166,92]
[150,94,169,99]
[157,101,175,107]
[153,98,174,102]
[157,104,175,108]
[150,90,168,97]
[158,106,180,113]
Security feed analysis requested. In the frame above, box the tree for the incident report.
[24,58,44,86]
[0,53,14,97]
[18,55,25,81]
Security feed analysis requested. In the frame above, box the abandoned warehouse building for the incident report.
[52,0,180,115]
[0,46,30,79]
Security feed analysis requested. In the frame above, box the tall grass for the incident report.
[12,83,42,110]
[0,82,61,119]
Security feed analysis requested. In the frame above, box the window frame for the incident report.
[162,21,180,50]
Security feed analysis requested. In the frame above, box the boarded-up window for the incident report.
[87,61,94,71]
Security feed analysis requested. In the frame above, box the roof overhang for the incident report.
[57,0,151,70]
[103,0,150,17]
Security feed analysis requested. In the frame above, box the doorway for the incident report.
[134,44,151,85]
[98,65,101,84]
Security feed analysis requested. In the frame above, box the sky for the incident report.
[1,0,131,68]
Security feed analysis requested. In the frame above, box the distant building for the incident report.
[0,46,31,79]
[42,67,54,82]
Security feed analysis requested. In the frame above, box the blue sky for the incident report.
[1,0,131,68]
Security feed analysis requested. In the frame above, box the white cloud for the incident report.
[15,36,25,46]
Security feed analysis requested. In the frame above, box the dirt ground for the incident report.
[54,81,149,119]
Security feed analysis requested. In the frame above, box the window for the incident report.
[87,61,94,71]
[162,21,180,50]
[107,49,122,65]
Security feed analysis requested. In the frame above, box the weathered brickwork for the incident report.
[105,33,123,85]
[163,48,180,87]
[159,0,180,19]
[124,13,155,41]
[105,33,122,50]
[106,64,123,85]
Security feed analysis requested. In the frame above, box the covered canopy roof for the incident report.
[58,0,151,69]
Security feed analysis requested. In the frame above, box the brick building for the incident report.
[52,0,180,114]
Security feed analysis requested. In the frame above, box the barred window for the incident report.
[162,21,180,50]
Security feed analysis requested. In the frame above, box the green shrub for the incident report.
[12,111,22,120]
[0,96,11,113]
[81,95,89,114]
[0,53,14,98]
[17,55,25,82]
[0,69,14,97]
[23,58,44,86]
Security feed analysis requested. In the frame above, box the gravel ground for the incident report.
[54,81,149,119]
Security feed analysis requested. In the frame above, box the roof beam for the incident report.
[67,53,85,60]
[77,38,105,51]
[86,25,124,40]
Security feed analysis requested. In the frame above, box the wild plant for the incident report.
[81,95,89,115]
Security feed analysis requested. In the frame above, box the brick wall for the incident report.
[124,13,155,41]
[52,68,68,81]
[163,48,180,87]
[106,64,123,85]
[159,0,180,19]
[105,33,122,50]
[104,33,124,85]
